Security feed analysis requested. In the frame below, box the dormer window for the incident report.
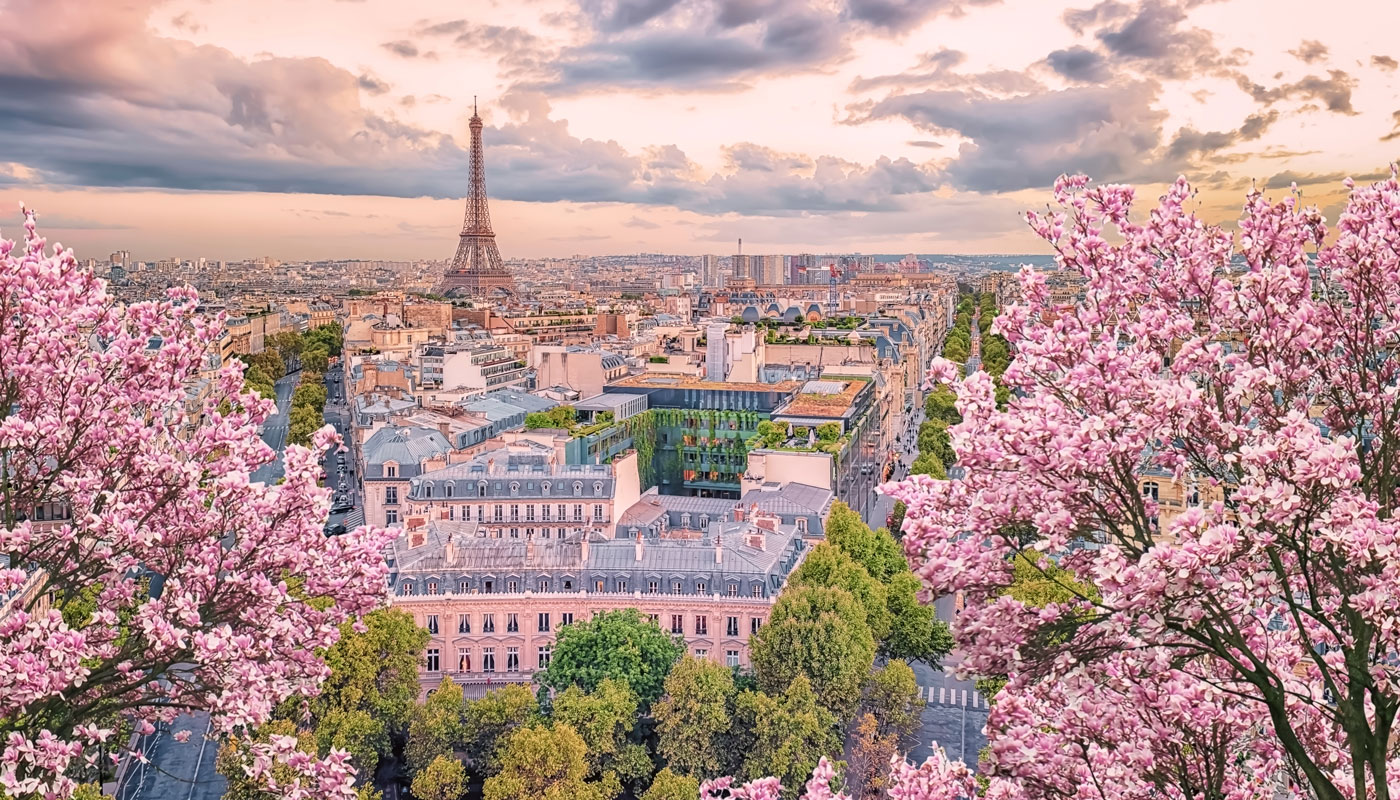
[681,513,691,528]
[445,482,454,498]
[699,514,709,528]
[385,463,397,478]
[479,481,488,497]
[573,482,583,496]
[510,482,520,497]
[594,482,604,496]
[424,482,434,498]
[542,481,551,494]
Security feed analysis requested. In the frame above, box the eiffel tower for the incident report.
[440,98,515,297]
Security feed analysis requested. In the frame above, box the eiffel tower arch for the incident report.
[440,99,516,298]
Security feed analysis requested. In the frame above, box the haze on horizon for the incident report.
[0,0,1397,262]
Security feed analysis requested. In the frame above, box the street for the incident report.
[321,364,363,534]
[248,372,300,486]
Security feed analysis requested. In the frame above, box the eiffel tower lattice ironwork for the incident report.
[440,98,515,297]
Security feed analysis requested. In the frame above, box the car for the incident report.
[323,522,347,536]
[338,480,348,491]
[331,498,354,514]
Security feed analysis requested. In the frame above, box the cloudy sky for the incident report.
[0,0,1397,260]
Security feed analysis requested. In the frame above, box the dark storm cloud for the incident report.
[0,0,947,219]
[856,82,1171,193]
[1086,0,1241,79]
[1372,55,1398,71]
[1236,70,1357,114]
[516,0,996,95]
[1287,40,1329,64]
[1166,111,1277,161]
[1044,46,1110,83]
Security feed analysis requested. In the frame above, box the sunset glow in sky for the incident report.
[1,0,1398,260]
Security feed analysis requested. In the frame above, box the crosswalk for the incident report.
[919,685,988,709]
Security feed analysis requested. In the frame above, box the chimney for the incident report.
[635,536,644,562]
[755,514,777,532]
[581,534,590,561]
[715,537,723,565]
[734,506,745,522]
[444,534,456,564]
[527,537,536,562]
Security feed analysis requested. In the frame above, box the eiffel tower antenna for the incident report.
[439,97,515,298]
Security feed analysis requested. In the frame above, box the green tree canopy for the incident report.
[788,543,891,644]
[462,683,543,772]
[653,655,738,779]
[733,677,841,799]
[410,755,467,800]
[909,451,947,479]
[551,679,651,791]
[882,571,954,668]
[861,660,923,740]
[824,502,905,583]
[525,405,578,431]
[815,422,841,442]
[640,768,700,800]
[538,608,684,707]
[750,584,876,719]
[482,724,614,800]
[923,384,961,426]
[313,709,388,785]
[310,608,428,736]
[406,677,465,776]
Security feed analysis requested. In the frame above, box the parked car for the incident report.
[331,498,354,514]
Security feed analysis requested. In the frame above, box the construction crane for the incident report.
[828,263,841,312]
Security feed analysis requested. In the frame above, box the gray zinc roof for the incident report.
[363,425,453,466]
[390,520,584,575]
[739,482,833,516]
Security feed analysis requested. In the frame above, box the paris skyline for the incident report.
[1,0,1398,261]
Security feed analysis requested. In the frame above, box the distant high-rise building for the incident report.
[733,238,749,281]
[706,321,729,381]
[701,254,721,287]
[756,255,784,285]
[790,254,815,284]
[440,99,516,298]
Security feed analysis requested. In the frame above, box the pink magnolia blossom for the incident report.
[735,169,1400,800]
[0,208,389,797]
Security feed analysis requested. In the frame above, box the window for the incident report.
[510,504,520,522]
[617,579,627,592]
[695,616,708,635]
[542,481,551,494]
[538,613,551,632]
[649,613,660,624]
[593,481,603,496]
[506,647,520,672]
[558,504,567,521]
[458,614,471,634]
[484,580,494,594]
[508,580,518,593]
[593,504,605,522]
[510,528,519,539]
[483,647,496,673]
[563,579,573,591]
[401,581,414,595]
[427,581,439,595]
[478,481,487,496]
[595,579,605,592]
[694,648,708,658]
[510,482,520,496]
[699,514,709,528]
[483,614,495,633]
[573,504,584,521]
[538,645,552,669]
[385,486,398,505]
[458,649,471,672]
[542,505,552,521]
[727,583,738,597]
[751,617,762,635]
[670,615,683,634]
[561,612,574,627]
[672,580,682,594]
[726,616,739,637]
[1142,481,1160,501]
[506,613,519,633]
[681,513,691,528]
[648,580,658,594]
[386,509,398,525]
[1188,485,1201,507]
[446,483,454,498]
[538,578,550,592]
[494,504,504,522]
[726,650,740,667]
[697,581,707,594]
[573,482,583,496]
[386,465,397,478]
[796,517,807,533]
[752,585,763,598]
[426,648,440,672]
[526,505,536,521]
[426,615,439,635]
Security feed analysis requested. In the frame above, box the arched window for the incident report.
[478,480,488,497]
[573,482,583,496]
[593,482,604,496]
[424,482,434,498]
[445,482,454,498]
[510,482,520,497]
[542,481,551,494]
